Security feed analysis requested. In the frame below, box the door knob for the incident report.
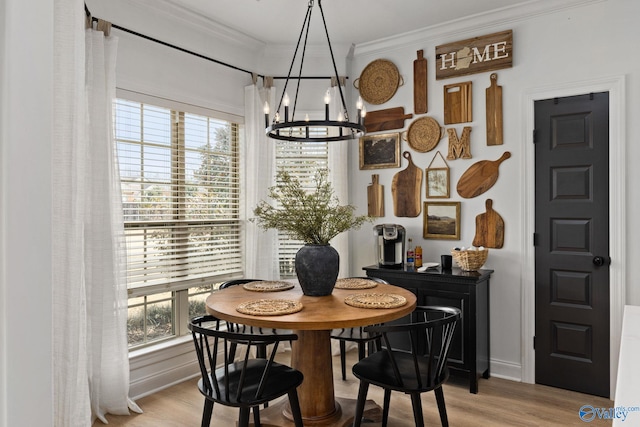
[592,256,610,266]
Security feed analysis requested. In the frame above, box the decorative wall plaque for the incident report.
[436,30,513,80]
[446,127,472,160]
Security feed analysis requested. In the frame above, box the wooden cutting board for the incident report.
[486,73,503,146]
[413,50,427,114]
[473,199,504,248]
[457,151,511,198]
[364,107,413,133]
[367,174,384,217]
[392,151,422,217]
[444,81,472,124]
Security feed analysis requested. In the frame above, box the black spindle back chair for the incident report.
[189,315,304,427]
[351,306,461,427]
[330,276,387,380]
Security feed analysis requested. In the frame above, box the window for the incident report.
[274,129,328,278]
[114,98,242,348]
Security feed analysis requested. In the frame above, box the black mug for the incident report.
[441,254,453,270]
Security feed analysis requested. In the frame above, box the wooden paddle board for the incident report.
[392,152,422,217]
[473,199,504,248]
[364,107,413,133]
[444,81,472,124]
[486,73,503,146]
[457,151,511,198]
[413,50,427,114]
[367,174,384,217]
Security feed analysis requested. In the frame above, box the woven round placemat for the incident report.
[344,293,407,309]
[334,278,378,290]
[407,117,443,152]
[236,299,303,316]
[357,59,401,105]
[242,281,295,292]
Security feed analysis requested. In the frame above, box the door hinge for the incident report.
[533,129,537,143]
[533,233,538,246]
[533,336,536,350]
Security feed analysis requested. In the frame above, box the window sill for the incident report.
[129,334,192,360]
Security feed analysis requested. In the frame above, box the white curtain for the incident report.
[328,81,351,279]
[53,1,141,424]
[244,83,279,280]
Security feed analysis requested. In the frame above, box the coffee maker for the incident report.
[374,224,406,268]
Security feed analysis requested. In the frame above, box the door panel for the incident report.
[535,92,610,398]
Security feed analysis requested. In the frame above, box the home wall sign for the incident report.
[435,30,513,80]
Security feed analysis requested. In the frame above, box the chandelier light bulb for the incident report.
[264,102,270,127]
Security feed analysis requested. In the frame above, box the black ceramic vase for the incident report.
[295,244,340,296]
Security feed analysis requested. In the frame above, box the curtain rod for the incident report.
[84,5,340,81]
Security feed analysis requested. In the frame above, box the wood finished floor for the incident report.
[96,350,614,426]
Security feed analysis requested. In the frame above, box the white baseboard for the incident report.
[490,358,523,383]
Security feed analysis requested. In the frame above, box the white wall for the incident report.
[347,0,638,381]
[1,0,54,425]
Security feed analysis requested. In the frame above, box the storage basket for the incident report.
[451,249,488,271]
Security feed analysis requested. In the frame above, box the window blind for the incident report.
[115,99,242,295]
[274,132,328,277]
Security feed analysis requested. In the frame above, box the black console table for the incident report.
[363,265,492,393]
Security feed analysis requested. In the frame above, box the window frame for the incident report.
[114,90,244,349]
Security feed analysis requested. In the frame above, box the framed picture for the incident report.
[426,168,450,198]
[423,201,460,240]
[359,133,401,169]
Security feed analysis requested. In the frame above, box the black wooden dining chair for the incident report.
[219,279,293,361]
[189,315,304,427]
[330,276,387,380]
[351,306,461,427]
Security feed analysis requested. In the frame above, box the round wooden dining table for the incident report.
[206,281,417,426]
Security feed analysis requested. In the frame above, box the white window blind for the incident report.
[275,132,328,278]
[115,99,242,296]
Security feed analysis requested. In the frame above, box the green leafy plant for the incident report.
[252,169,371,245]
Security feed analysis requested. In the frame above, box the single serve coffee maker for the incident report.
[374,224,406,269]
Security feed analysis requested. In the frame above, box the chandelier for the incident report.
[264,0,366,142]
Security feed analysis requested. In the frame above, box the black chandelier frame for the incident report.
[265,0,366,142]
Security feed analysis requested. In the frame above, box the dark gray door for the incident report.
[534,92,610,398]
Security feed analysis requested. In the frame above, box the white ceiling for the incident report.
[162,0,537,46]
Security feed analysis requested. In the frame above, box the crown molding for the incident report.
[353,0,606,57]
[130,0,266,53]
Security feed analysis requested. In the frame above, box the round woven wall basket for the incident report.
[354,59,402,105]
[405,116,444,152]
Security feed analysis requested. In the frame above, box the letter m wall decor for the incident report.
[436,30,513,80]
